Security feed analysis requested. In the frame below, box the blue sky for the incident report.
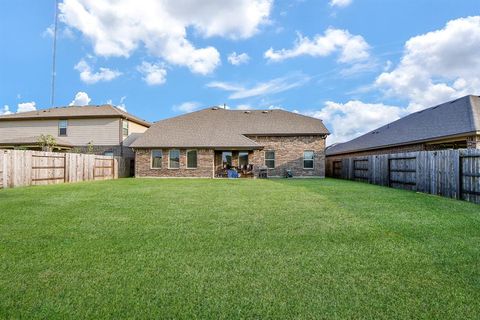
[1,0,479,144]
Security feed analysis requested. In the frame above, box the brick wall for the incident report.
[467,135,480,149]
[249,136,326,178]
[135,149,214,178]
[135,136,327,178]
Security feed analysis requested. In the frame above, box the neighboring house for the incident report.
[0,105,151,158]
[326,95,480,173]
[132,107,329,178]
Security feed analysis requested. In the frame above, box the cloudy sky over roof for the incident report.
[1,0,479,144]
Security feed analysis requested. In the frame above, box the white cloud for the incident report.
[42,24,74,39]
[117,96,127,111]
[376,16,480,110]
[17,102,37,113]
[173,101,202,113]
[228,52,250,66]
[74,59,121,84]
[106,96,127,111]
[137,62,167,85]
[309,100,406,144]
[69,91,91,106]
[339,60,380,77]
[330,0,352,8]
[235,104,253,110]
[265,28,370,63]
[0,105,13,115]
[59,0,272,75]
[207,75,309,99]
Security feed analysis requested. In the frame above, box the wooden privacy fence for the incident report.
[0,150,121,189]
[327,149,480,204]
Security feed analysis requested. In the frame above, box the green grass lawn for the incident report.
[0,178,479,319]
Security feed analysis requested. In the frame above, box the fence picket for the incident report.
[0,150,121,190]
[327,149,480,204]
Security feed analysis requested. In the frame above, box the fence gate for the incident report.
[353,158,369,182]
[388,156,417,191]
[94,157,115,180]
[31,154,66,185]
[460,153,480,204]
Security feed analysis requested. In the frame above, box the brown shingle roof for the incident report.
[0,105,151,127]
[132,108,329,148]
[326,95,480,156]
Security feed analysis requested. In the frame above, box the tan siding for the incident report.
[0,118,121,146]
[120,120,149,142]
[129,121,149,134]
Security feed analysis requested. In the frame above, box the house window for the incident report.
[151,150,163,169]
[265,150,275,169]
[122,120,129,137]
[222,151,232,168]
[304,151,314,169]
[103,150,114,157]
[239,152,249,167]
[58,120,68,136]
[169,149,180,169]
[186,150,197,169]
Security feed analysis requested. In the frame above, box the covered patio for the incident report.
[214,150,257,178]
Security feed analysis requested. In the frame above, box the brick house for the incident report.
[326,95,480,175]
[132,107,329,178]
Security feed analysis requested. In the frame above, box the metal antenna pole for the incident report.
[50,0,59,107]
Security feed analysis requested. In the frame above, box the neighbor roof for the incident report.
[132,108,329,148]
[0,136,74,147]
[326,95,480,156]
[0,105,151,127]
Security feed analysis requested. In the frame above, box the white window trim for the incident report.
[58,120,68,136]
[264,150,275,169]
[303,150,315,170]
[122,120,129,137]
[151,149,163,169]
[186,149,198,169]
[168,149,180,169]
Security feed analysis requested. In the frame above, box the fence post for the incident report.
[453,150,461,200]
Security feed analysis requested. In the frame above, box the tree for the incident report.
[37,134,57,152]
[87,141,94,154]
